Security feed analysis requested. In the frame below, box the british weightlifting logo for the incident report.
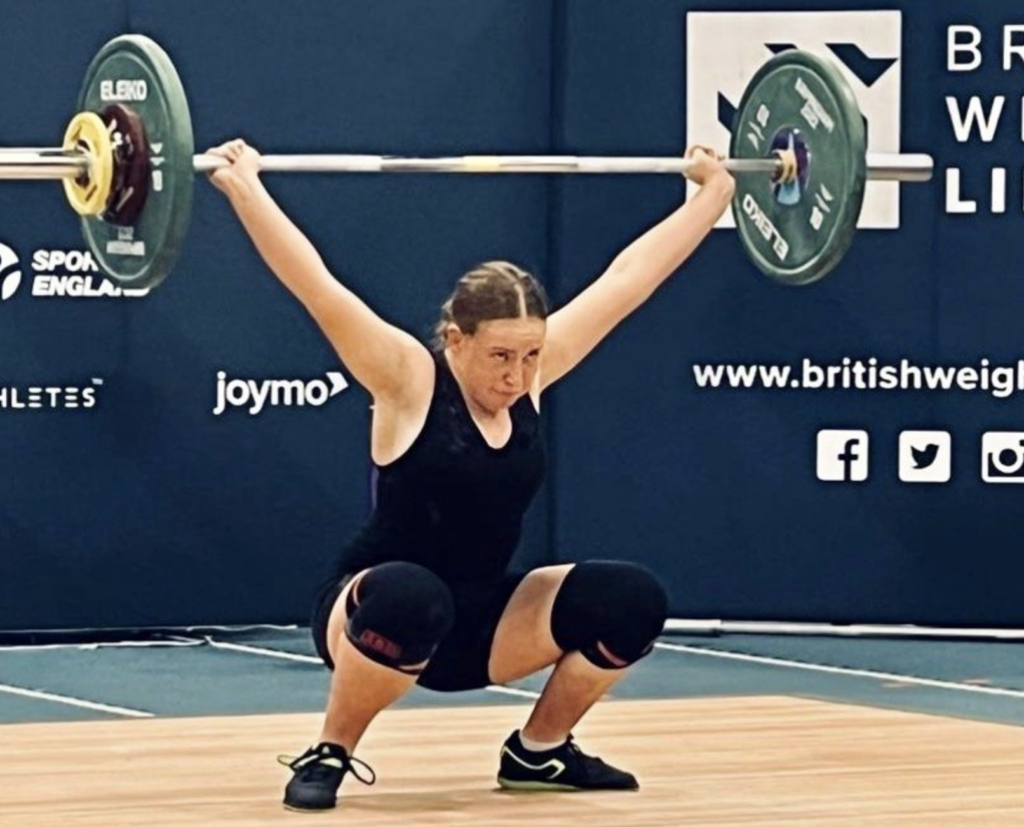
[686,10,902,230]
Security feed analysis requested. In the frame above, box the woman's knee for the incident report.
[549,560,668,669]
[344,562,455,674]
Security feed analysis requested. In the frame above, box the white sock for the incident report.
[518,731,567,753]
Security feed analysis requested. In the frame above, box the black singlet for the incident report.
[331,351,546,583]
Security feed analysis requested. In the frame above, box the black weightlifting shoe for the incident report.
[497,730,639,791]
[279,742,375,811]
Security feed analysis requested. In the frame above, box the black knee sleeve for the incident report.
[550,561,668,669]
[344,562,455,674]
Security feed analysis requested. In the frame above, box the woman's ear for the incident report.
[445,323,464,348]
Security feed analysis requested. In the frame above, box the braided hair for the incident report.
[432,261,549,351]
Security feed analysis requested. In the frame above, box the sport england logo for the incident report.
[685,11,902,229]
[0,242,23,301]
[213,371,349,416]
[0,241,150,300]
[898,430,952,483]
[816,429,869,482]
[30,250,148,298]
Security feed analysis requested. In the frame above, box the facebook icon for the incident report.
[817,430,870,482]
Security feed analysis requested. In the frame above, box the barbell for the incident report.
[0,35,932,289]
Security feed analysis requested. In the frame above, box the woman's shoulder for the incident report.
[368,348,438,466]
[390,339,438,401]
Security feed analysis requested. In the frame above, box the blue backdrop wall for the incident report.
[0,1,1018,630]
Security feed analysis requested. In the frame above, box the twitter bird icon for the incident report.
[911,443,940,470]
[900,432,951,483]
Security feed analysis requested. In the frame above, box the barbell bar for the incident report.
[0,150,932,181]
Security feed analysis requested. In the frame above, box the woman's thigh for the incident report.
[322,569,370,666]
[487,564,574,685]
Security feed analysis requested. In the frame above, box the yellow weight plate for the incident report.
[62,112,114,216]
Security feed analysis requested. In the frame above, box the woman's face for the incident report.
[448,316,546,414]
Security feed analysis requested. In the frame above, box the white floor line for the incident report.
[0,681,153,718]
[0,639,204,653]
[654,641,1024,700]
[201,637,322,664]
[202,636,541,698]
[665,619,1024,639]
[482,684,541,699]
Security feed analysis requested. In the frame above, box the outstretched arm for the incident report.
[207,140,429,402]
[539,148,734,391]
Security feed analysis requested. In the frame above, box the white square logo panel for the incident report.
[981,432,1024,484]
[817,429,870,482]
[898,431,952,483]
[685,11,902,229]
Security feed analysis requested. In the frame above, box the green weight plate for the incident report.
[730,50,866,286]
[77,34,193,290]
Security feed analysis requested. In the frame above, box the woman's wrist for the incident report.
[224,173,264,206]
[704,169,736,200]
